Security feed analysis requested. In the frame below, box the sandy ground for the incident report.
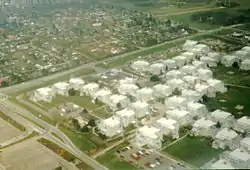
[0,139,78,170]
[0,118,22,143]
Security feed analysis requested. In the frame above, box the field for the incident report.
[0,117,22,143]
[96,141,137,170]
[0,139,80,170]
[162,136,224,167]
[0,111,26,131]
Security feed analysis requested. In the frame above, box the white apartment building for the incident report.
[191,117,217,137]
[30,87,54,103]
[117,83,138,96]
[167,78,186,91]
[210,109,234,128]
[221,55,238,67]
[69,78,85,90]
[149,63,165,75]
[181,89,202,102]
[153,84,172,98]
[136,126,163,149]
[166,109,192,126]
[192,60,207,70]
[206,79,227,97]
[155,118,179,139]
[210,159,235,169]
[187,102,208,117]
[107,94,130,110]
[234,116,250,133]
[183,75,200,89]
[131,101,150,118]
[173,55,187,68]
[180,65,196,75]
[52,82,70,96]
[80,83,99,96]
[212,128,240,150]
[136,87,153,102]
[97,116,122,137]
[93,88,112,104]
[196,68,213,81]
[131,60,150,72]
[115,109,136,127]
[165,70,183,80]
[240,137,250,153]
[163,59,177,71]
[227,148,250,169]
[164,96,188,110]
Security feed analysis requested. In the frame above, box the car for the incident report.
[156,161,161,165]
[139,167,144,170]
[129,160,134,164]
[138,150,145,156]
[144,162,151,167]
[155,157,160,161]
[117,150,121,153]
[120,155,125,159]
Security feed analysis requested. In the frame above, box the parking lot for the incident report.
[115,144,187,170]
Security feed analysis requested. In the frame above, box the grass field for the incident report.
[59,126,97,154]
[96,141,137,170]
[91,107,112,118]
[163,136,224,167]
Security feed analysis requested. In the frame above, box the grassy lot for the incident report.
[11,68,94,96]
[163,136,224,167]
[96,141,137,170]
[0,111,26,131]
[91,107,112,118]
[37,138,93,170]
[10,97,56,125]
[59,126,97,154]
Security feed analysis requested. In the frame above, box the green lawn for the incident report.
[96,141,137,170]
[163,136,223,167]
[59,126,97,154]
[92,107,112,118]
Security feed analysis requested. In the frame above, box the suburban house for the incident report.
[183,75,200,89]
[192,60,207,70]
[52,82,70,96]
[167,78,186,91]
[221,55,238,67]
[165,70,183,80]
[155,118,179,139]
[240,59,250,71]
[181,89,202,102]
[212,128,240,150]
[163,59,177,71]
[181,51,196,63]
[180,65,196,75]
[182,40,198,51]
[191,117,217,137]
[136,125,163,149]
[173,55,187,68]
[194,83,210,96]
[206,79,227,97]
[196,68,213,81]
[97,116,122,137]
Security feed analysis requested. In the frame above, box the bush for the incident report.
[150,75,160,82]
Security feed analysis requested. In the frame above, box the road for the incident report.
[0,100,109,170]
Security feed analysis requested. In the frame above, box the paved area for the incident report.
[0,139,78,170]
[0,118,22,143]
[116,145,174,170]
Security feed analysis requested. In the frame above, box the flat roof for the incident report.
[167,109,190,118]
[116,108,135,117]
[157,118,177,127]
[211,109,231,120]
[215,128,238,140]
[229,148,250,161]
[103,116,120,126]
[138,126,160,138]
[193,117,215,128]
[211,159,235,169]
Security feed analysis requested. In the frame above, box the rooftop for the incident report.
[211,109,232,120]
[131,101,149,108]
[238,116,250,125]
[109,94,128,103]
[167,109,190,118]
[211,159,235,169]
[116,108,135,117]
[156,118,177,127]
[137,87,153,94]
[69,78,85,85]
[103,116,120,127]
[215,128,238,140]
[53,82,69,90]
[138,126,161,139]
[193,117,215,128]
[36,87,52,95]
[240,137,250,146]
[229,148,250,162]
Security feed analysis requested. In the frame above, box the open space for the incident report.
[0,139,79,170]
[162,136,224,167]
[0,117,22,144]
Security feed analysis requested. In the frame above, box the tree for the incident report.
[88,119,96,127]
[80,126,90,133]
[215,122,221,128]
[72,118,80,130]
[150,75,160,82]
[1,81,9,87]
[242,131,247,138]
[232,62,239,69]
[172,88,182,96]
[54,166,63,170]
[68,88,78,96]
